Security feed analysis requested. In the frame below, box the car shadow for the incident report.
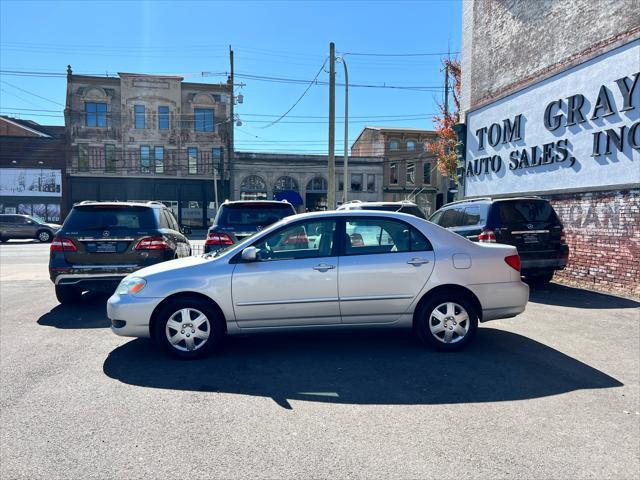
[529,282,640,309]
[103,328,622,409]
[37,292,111,329]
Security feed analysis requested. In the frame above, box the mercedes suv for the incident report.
[204,200,297,253]
[49,201,191,303]
[429,197,569,284]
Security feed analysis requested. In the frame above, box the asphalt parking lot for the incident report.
[1,241,639,479]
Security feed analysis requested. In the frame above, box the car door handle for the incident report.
[313,263,336,272]
[407,258,430,266]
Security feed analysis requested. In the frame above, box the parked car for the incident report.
[204,200,297,253]
[108,210,529,359]
[337,200,427,219]
[428,197,569,284]
[0,214,61,243]
[49,201,191,304]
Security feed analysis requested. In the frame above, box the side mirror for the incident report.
[180,225,192,235]
[241,246,258,262]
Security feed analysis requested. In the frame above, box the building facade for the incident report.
[65,68,233,228]
[232,152,384,211]
[0,117,66,222]
[459,0,639,297]
[351,127,449,216]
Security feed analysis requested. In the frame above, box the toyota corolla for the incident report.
[108,210,529,359]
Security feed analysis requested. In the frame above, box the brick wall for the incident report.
[547,189,640,298]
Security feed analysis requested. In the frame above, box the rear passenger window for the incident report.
[345,219,432,255]
[439,209,462,228]
[461,206,481,226]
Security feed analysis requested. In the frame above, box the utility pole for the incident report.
[228,45,235,203]
[444,61,449,118]
[340,56,349,205]
[327,42,336,210]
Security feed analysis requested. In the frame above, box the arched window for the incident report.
[240,175,267,200]
[273,176,299,192]
[406,140,416,152]
[306,176,327,192]
[389,139,400,151]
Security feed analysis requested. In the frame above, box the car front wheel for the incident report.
[153,298,225,359]
[37,230,52,243]
[414,293,478,351]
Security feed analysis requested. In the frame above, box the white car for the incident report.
[108,210,529,359]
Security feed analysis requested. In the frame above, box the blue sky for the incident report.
[0,0,461,153]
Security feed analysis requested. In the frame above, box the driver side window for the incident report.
[252,220,336,261]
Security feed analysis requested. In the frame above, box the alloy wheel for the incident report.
[428,302,470,344]
[38,231,51,242]
[165,308,211,352]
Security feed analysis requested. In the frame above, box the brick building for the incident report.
[64,68,233,228]
[233,152,384,211]
[459,0,639,297]
[0,117,66,222]
[351,127,450,216]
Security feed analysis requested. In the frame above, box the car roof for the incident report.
[221,200,292,206]
[72,201,161,208]
[340,201,419,207]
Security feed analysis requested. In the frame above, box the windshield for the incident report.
[63,206,157,230]
[216,204,295,227]
[498,200,559,224]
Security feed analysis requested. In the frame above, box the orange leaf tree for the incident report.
[428,58,461,180]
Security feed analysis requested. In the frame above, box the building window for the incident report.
[389,163,398,184]
[307,176,327,192]
[351,173,363,192]
[140,146,150,173]
[389,139,399,151]
[367,174,375,192]
[78,144,89,171]
[194,108,214,132]
[158,106,169,130]
[105,144,116,173]
[134,105,145,129]
[406,140,416,152]
[240,175,268,200]
[155,146,164,173]
[337,176,343,191]
[212,147,223,170]
[85,102,107,128]
[188,147,198,174]
[406,162,415,185]
[274,176,298,192]
[423,162,431,184]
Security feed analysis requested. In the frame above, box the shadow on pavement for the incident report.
[529,282,640,309]
[103,328,622,408]
[37,292,111,329]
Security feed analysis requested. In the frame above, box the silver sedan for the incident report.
[108,210,529,359]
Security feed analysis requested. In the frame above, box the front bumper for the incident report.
[107,293,162,338]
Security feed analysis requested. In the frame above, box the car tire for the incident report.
[414,292,478,351]
[527,271,554,285]
[37,230,53,243]
[153,298,225,359]
[55,285,82,304]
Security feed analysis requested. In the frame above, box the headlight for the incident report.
[116,277,146,295]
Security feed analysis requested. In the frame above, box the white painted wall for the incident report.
[465,40,640,197]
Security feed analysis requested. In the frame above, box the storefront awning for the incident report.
[274,189,303,206]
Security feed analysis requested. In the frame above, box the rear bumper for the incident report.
[466,281,529,322]
[521,244,569,273]
[54,274,126,292]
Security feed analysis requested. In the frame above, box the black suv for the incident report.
[429,197,569,284]
[204,200,297,253]
[49,201,191,303]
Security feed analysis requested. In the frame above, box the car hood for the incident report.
[131,254,215,279]
[44,223,62,229]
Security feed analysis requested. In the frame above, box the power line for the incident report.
[341,50,460,57]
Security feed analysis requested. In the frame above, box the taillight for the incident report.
[505,254,521,272]
[205,232,234,246]
[560,229,566,243]
[50,237,77,252]
[135,236,171,250]
[478,229,496,243]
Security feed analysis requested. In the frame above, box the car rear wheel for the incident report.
[414,293,478,351]
[55,285,82,304]
[153,298,225,359]
[37,230,52,243]
[527,271,554,285]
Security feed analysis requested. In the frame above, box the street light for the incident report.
[337,56,349,204]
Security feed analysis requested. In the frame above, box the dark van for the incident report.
[429,197,569,284]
